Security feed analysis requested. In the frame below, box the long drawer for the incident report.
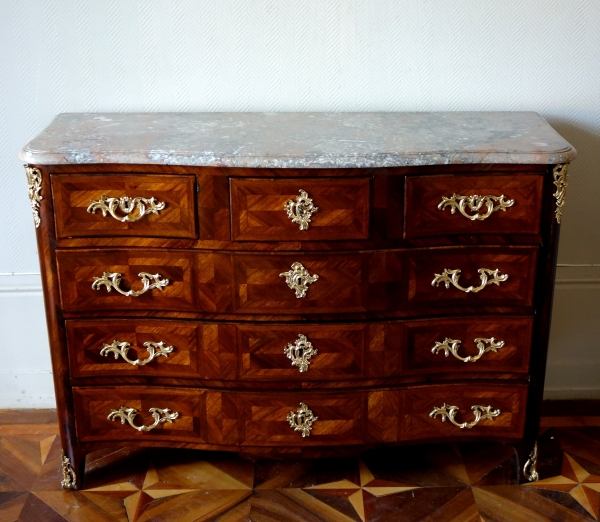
[57,246,538,314]
[73,384,528,445]
[66,317,532,380]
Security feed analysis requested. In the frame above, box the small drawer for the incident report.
[57,249,196,313]
[231,252,391,314]
[73,386,205,443]
[232,391,366,446]
[235,323,373,381]
[404,174,544,238]
[230,178,371,241]
[403,316,532,374]
[403,384,527,441]
[66,320,202,378]
[407,246,538,309]
[52,174,197,239]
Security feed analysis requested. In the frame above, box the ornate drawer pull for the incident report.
[287,402,318,437]
[280,262,319,298]
[429,403,501,429]
[432,268,507,293]
[431,337,504,363]
[100,340,174,366]
[92,272,169,297]
[107,406,179,432]
[285,334,317,373]
[87,195,166,222]
[284,189,318,230]
[438,193,514,221]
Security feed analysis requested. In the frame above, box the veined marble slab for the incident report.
[20,112,576,167]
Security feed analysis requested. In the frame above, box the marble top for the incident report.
[20,112,576,168]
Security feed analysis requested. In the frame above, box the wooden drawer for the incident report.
[232,391,366,446]
[230,252,387,314]
[230,178,371,241]
[403,316,532,374]
[235,323,370,381]
[57,250,196,313]
[73,383,526,446]
[65,316,531,381]
[404,173,544,238]
[66,320,202,378]
[52,174,197,239]
[402,384,527,441]
[57,246,537,314]
[407,246,538,309]
[73,386,205,443]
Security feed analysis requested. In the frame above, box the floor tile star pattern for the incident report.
[525,452,600,519]
[1,410,600,521]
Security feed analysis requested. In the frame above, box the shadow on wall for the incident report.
[545,118,600,263]
[544,118,600,399]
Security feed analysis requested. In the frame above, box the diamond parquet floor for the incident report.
[1,410,600,521]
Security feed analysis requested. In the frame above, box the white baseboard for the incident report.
[543,388,600,400]
[0,283,55,408]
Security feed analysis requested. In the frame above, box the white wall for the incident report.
[1,0,599,407]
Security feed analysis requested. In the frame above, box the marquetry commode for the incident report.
[21,112,575,489]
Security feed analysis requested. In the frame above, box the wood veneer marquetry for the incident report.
[407,246,538,308]
[71,383,528,448]
[66,319,202,378]
[66,317,532,383]
[56,246,538,315]
[73,386,205,443]
[52,173,197,239]
[230,177,371,241]
[405,173,544,238]
[57,249,196,313]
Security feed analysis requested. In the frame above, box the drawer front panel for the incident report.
[231,253,385,313]
[408,246,538,309]
[403,317,532,374]
[235,392,365,446]
[403,385,527,441]
[235,324,372,381]
[230,178,371,241]
[57,250,196,313]
[53,174,197,239]
[405,174,544,238]
[58,247,537,314]
[66,317,530,381]
[73,384,526,446]
[66,320,202,378]
[73,387,205,443]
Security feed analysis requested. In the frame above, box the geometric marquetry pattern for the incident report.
[2,410,600,521]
